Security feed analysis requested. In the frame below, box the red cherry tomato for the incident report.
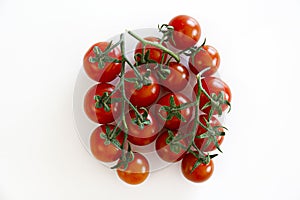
[189,115,224,152]
[83,42,121,82]
[181,152,214,183]
[189,45,220,77]
[90,125,125,162]
[194,77,231,115]
[135,37,167,64]
[159,62,189,92]
[117,152,149,185]
[156,93,193,130]
[84,83,121,124]
[124,68,160,107]
[155,130,187,162]
[169,15,201,50]
[126,108,159,146]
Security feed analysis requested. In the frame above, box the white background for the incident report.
[1,0,300,199]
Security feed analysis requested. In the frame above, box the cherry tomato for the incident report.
[181,152,214,183]
[159,62,189,92]
[117,152,149,185]
[189,45,220,77]
[189,115,224,152]
[169,15,201,50]
[135,37,167,64]
[90,125,125,162]
[124,68,160,107]
[83,42,121,82]
[126,108,159,146]
[156,93,193,130]
[155,130,188,162]
[84,83,121,124]
[194,77,231,115]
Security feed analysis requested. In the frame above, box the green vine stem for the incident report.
[127,30,180,62]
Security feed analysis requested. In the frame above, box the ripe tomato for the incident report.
[189,45,220,77]
[126,108,159,146]
[90,125,125,162]
[117,152,149,185]
[84,83,121,124]
[155,130,188,162]
[159,62,189,92]
[156,93,193,130]
[135,37,167,64]
[83,42,122,82]
[194,77,231,115]
[124,68,160,107]
[181,152,214,183]
[169,15,201,50]
[189,115,224,152]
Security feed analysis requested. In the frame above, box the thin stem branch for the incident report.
[127,30,180,62]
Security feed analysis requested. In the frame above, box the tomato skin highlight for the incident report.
[169,15,201,50]
[181,152,214,183]
[126,109,159,146]
[159,62,189,92]
[84,83,121,124]
[189,45,220,77]
[83,42,121,82]
[194,77,231,115]
[117,152,150,185]
[156,93,193,130]
[155,130,187,162]
[124,69,160,108]
[135,37,167,64]
[90,125,125,163]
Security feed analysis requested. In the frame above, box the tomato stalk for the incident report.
[158,24,175,45]
[127,30,180,62]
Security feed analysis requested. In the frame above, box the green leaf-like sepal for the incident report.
[93,46,101,55]
[100,132,111,146]
[144,50,150,61]
[158,95,188,123]
[89,57,97,63]
[111,145,134,171]
[174,112,186,122]
[169,95,176,107]
[191,159,202,173]
[88,42,120,68]
[166,130,174,144]
[170,143,180,154]
[131,108,151,130]
[94,92,112,112]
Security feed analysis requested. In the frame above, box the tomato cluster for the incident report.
[82,15,232,185]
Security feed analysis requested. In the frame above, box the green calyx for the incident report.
[89,41,121,69]
[158,24,175,44]
[94,92,112,112]
[159,95,187,122]
[124,68,152,90]
[195,118,227,153]
[131,107,151,130]
[202,91,231,119]
[99,125,122,148]
[154,63,171,80]
[166,130,186,154]
[111,144,134,170]
[134,50,157,65]
[190,153,218,173]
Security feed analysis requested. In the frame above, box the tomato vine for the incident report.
[83,15,232,184]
